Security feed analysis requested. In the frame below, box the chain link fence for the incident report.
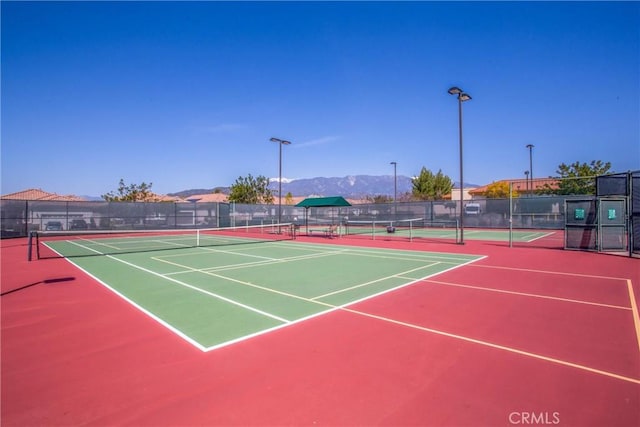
[5,173,634,256]
[1,196,583,239]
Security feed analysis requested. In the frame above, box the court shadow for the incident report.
[0,276,76,297]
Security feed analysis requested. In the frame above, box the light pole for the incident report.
[526,144,534,195]
[390,161,397,216]
[390,161,397,202]
[448,86,471,245]
[525,170,530,194]
[269,137,291,226]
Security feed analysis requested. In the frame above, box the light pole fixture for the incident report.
[269,137,291,226]
[390,161,397,216]
[526,144,534,196]
[448,86,472,244]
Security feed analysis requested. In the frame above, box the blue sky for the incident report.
[2,1,639,197]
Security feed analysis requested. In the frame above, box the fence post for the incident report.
[24,201,29,237]
[509,182,513,248]
[27,231,33,261]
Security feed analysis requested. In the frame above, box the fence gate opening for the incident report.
[565,199,597,251]
[598,198,628,252]
[565,171,638,257]
[565,197,629,254]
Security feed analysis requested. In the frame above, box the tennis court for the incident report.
[341,218,552,243]
[2,226,639,426]
[36,227,484,351]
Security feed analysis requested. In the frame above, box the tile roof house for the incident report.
[1,188,187,203]
[138,193,183,202]
[2,189,377,205]
[1,188,87,201]
[183,193,229,203]
[469,178,559,197]
[181,193,364,206]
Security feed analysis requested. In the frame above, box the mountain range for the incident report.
[168,175,479,199]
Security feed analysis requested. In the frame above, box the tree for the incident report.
[444,201,457,216]
[540,160,613,195]
[485,181,518,198]
[411,167,453,201]
[284,192,294,205]
[102,179,156,202]
[397,191,413,202]
[432,170,454,200]
[367,195,392,204]
[228,174,274,204]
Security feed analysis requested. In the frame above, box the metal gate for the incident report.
[597,198,627,252]
[565,197,629,254]
[565,199,597,251]
[596,171,638,257]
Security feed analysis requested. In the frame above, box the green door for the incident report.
[598,198,627,252]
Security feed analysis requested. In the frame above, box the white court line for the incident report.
[160,244,280,261]
[68,239,116,254]
[160,248,350,276]
[113,255,290,323]
[470,263,632,281]
[521,231,555,242]
[44,243,209,351]
[153,256,338,308]
[52,239,640,385]
[311,262,441,300]
[126,244,485,350]
[425,279,632,311]
[626,279,640,355]
[156,242,477,277]
[201,261,487,352]
[273,241,481,262]
[341,307,640,385]
[333,250,469,264]
[55,238,483,352]
[67,236,193,253]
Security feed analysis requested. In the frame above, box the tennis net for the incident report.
[28,223,295,260]
[344,218,460,243]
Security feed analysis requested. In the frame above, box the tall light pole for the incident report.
[526,144,534,196]
[270,137,291,226]
[390,161,397,217]
[448,86,471,244]
[525,170,530,194]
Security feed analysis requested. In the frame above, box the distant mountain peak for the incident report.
[167,175,479,199]
[269,177,294,184]
[269,174,412,197]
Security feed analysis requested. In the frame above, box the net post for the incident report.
[27,231,34,261]
[196,229,201,247]
[409,219,413,242]
[509,181,513,248]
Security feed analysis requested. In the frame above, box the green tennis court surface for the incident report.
[45,237,484,351]
[461,229,552,241]
[343,222,552,242]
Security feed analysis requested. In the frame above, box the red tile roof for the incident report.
[1,188,188,202]
[154,194,183,202]
[183,193,229,203]
[469,178,559,195]
[137,193,183,202]
[1,188,87,201]
[1,189,372,205]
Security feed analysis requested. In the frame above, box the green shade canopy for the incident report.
[295,196,351,208]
